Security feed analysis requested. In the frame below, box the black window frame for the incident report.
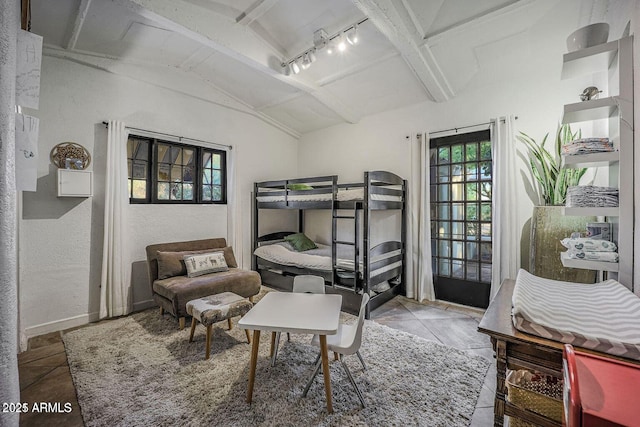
[127,134,227,205]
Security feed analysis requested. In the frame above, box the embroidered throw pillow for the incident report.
[284,232,317,252]
[156,246,237,279]
[184,252,229,278]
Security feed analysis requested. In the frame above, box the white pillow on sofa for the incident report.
[183,252,229,278]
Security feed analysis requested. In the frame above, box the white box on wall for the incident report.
[57,169,92,197]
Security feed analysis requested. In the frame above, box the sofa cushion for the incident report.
[157,246,238,279]
[184,252,229,277]
[153,268,261,317]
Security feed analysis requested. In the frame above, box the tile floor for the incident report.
[18,294,496,426]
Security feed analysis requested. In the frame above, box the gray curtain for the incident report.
[0,0,21,426]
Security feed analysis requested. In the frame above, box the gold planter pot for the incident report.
[529,206,597,283]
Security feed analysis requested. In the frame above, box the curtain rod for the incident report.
[101,121,232,150]
[429,116,518,136]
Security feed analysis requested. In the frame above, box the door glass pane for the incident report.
[438,204,450,220]
[451,164,463,182]
[480,182,492,200]
[466,203,478,221]
[452,222,464,240]
[480,161,492,180]
[466,163,477,181]
[452,260,464,278]
[171,165,182,182]
[481,223,491,240]
[481,243,492,262]
[157,182,170,200]
[466,223,478,240]
[466,183,478,201]
[451,145,463,163]
[452,241,463,259]
[480,141,491,159]
[452,203,464,220]
[438,147,450,164]
[439,241,450,258]
[481,203,492,221]
[466,143,478,161]
[438,184,449,201]
[438,222,450,238]
[467,262,479,280]
[439,259,450,276]
[481,264,492,283]
[467,242,478,261]
[451,183,463,201]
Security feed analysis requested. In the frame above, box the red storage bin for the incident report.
[563,344,640,427]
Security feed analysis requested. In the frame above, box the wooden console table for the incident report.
[478,279,567,427]
[479,278,640,426]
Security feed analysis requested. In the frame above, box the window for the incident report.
[127,135,226,204]
[430,129,492,308]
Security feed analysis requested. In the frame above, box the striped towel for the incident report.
[512,269,640,361]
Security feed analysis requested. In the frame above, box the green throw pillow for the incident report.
[287,183,313,190]
[284,233,317,251]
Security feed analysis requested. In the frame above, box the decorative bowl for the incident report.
[566,23,609,52]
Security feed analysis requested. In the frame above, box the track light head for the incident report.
[301,53,311,70]
[337,33,347,52]
[308,50,317,63]
[326,42,334,55]
[347,24,359,45]
[291,60,301,74]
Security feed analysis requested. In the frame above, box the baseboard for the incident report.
[20,311,101,351]
[133,299,155,312]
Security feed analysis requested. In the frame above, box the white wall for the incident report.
[18,56,298,347]
[298,0,618,267]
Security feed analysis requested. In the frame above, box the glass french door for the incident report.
[430,130,492,308]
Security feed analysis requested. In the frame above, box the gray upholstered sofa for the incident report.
[145,238,261,328]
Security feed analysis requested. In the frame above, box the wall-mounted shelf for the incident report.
[57,169,93,197]
[562,97,618,123]
[562,151,619,168]
[563,206,619,217]
[561,39,619,79]
[560,252,619,272]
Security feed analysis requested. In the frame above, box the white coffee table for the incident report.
[238,292,342,413]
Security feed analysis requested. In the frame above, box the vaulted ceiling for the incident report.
[32,0,609,137]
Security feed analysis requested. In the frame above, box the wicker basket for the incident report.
[506,369,563,426]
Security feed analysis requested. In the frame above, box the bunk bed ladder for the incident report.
[332,204,359,291]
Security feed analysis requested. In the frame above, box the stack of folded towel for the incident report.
[566,185,619,208]
[562,137,614,156]
[561,237,618,263]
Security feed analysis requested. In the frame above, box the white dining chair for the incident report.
[302,292,370,407]
[270,275,326,366]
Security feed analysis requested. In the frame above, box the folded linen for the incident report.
[562,137,614,156]
[564,250,619,262]
[560,237,617,252]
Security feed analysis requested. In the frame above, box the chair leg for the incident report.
[189,318,197,342]
[287,332,290,342]
[205,325,212,360]
[227,318,232,330]
[271,332,282,367]
[249,296,254,303]
[159,307,164,315]
[356,350,367,371]
[179,317,186,330]
[334,352,339,361]
[302,357,323,397]
[340,356,366,407]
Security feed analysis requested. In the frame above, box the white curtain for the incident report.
[406,133,434,302]
[490,116,519,299]
[225,145,244,267]
[100,120,131,318]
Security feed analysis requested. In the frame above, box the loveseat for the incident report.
[145,238,261,329]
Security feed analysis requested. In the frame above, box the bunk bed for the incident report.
[252,171,406,317]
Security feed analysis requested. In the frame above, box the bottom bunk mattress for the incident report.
[512,269,640,361]
[254,242,402,280]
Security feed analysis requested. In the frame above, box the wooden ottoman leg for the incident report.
[159,307,164,315]
[205,325,213,360]
[179,317,186,330]
[189,318,197,342]
[227,318,232,330]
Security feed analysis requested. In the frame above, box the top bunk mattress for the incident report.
[512,269,640,361]
[256,187,401,203]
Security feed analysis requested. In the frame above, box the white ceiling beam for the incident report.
[236,0,280,25]
[64,0,92,50]
[43,45,301,138]
[114,0,360,123]
[353,0,454,102]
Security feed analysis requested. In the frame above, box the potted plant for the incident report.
[517,124,597,283]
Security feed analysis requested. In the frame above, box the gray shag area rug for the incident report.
[63,302,489,426]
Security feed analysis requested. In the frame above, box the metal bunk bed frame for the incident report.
[251,171,407,318]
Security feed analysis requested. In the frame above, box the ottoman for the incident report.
[186,292,253,359]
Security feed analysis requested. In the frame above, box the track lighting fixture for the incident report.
[281,18,368,76]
